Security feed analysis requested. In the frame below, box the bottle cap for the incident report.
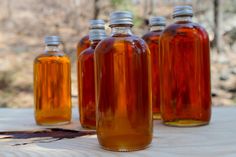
[172,6,193,18]
[44,36,62,45]
[109,11,133,26]
[89,19,105,29]
[149,16,166,26]
[89,29,107,41]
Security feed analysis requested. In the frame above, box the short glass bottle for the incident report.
[160,6,211,127]
[76,20,105,56]
[34,36,72,125]
[78,28,107,129]
[94,11,153,151]
[142,16,166,120]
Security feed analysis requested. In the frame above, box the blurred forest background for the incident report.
[0,0,236,108]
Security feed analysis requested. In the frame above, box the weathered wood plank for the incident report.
[0,107,236,157]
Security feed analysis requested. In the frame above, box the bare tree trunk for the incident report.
[142,0,153,19]
[143,0,148,18]
[148,0,154,15]
[213,0,221,53]
[93,0,100,19]
[6,0,12,19]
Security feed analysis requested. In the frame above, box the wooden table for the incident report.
[0,107,236,157]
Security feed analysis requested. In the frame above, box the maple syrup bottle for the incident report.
[78,27,107,129]
[77,35,90,56]
[34,36,71,125]
[160,6,211,127]
[142,17,166,120]
[94,11,152,151]
[76,20,105,56]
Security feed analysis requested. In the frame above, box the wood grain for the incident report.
[0,108,236,157]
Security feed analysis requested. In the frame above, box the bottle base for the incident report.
[81,124,96,130]
[36,120,71,126]
[153,113,161,120]
[163,119,209,127]
[100,143,150,152]
[98,134,152,152]
[35,115,71,126]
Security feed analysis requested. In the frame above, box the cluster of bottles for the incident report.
[34,6,211,152]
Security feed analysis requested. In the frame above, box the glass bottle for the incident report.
[76,20,105,56]
[94,11,153,151]
[78,27,107,129]
[142,17,166,120]
[34,36,71,125]
[77,35,90,57]
[160,6,211,127]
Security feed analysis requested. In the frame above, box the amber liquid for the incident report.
[78,42,99,129]
[34,50,71,125]
[160,21,211,126]
[143,30,162,120]
[94,33,153,151]
[77,35,90,56]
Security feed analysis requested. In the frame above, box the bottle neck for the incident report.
[110,25,133,36]
[174,16,192,23]
[45,45,61,52]
[150,25,165,32]
[90,40,101,49]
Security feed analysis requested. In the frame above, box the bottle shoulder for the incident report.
[78,35,90,44]
[34,51,70,64]
[95,35,149,55]
[77,35,90,49]
[98,35,147,46]
[78,47,94,60]
[142,31,162,43]
[80,47,94,55]
[161,22,209,40]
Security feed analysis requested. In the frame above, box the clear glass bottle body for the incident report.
[160,16,211,126]
[95,25,153,151]
[142,26,164,120]
[78,41,99,129]
[34,45,71,125]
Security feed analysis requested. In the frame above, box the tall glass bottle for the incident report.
[76,20,105,56]
[77,35,90,56]
[94,11,153,151]
[160,6,211,126]
[34,36,71,125]
[78,25,107,129]
[142,17,166,120]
